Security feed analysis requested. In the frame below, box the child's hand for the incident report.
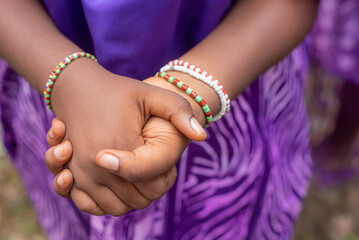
[46,116,189,215]
[48,61,205,216]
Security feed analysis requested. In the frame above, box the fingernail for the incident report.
[190,117,206,135]
[57,173,65,186]
[49,128,55,139]
[54,145,65,159]
[98,153,119,171]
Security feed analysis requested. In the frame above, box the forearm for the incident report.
[155,0,319,125]
[0,0,82,93]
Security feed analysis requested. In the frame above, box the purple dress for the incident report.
[0,1,312,239]
[310,0,359,84]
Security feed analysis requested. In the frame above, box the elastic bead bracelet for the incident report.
[155,72,213,127]
[160,60,230,122]
[43,52,98,111]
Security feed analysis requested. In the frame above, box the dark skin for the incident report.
[0,0,319,216]
[0,0,208,216]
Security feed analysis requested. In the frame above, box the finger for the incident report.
[101,175,152,210]
[145,84,207,141]
[135,166,177,200]
[47,119,66,147]
[96,141,183,182]
[86,185,132,217]
[53,169,74,198]
[45,141,72,175]
[71,187,106,216]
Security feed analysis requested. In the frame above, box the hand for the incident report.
[47,62,203,216]
[46,115,189,215]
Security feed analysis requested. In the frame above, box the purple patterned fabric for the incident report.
[0,1,313,239]
[310,0,359,83]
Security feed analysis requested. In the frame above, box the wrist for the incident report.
[50,58,109,116]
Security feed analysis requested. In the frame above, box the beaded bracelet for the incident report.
[43,52,98,111]
[160,60,230,122]
[155,72,213,127]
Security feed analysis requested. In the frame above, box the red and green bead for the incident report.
[156,72,213,127]
[43,52,98,111]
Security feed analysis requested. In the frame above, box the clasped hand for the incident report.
[45,64,206,216]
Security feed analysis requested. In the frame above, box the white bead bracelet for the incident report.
[160,60,230,122]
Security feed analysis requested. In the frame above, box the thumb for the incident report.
[144,84,207,142]
[95,141,185,183]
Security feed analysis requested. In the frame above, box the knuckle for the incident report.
[169,170,177,188]
[133,198,152,210]
[77,201,98,213]
[149,176,171,200]
[161,174,171,190]
[109,207,129,217]
[170,167,177,180]
[176,97,192,113]
[149,191,165,200]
